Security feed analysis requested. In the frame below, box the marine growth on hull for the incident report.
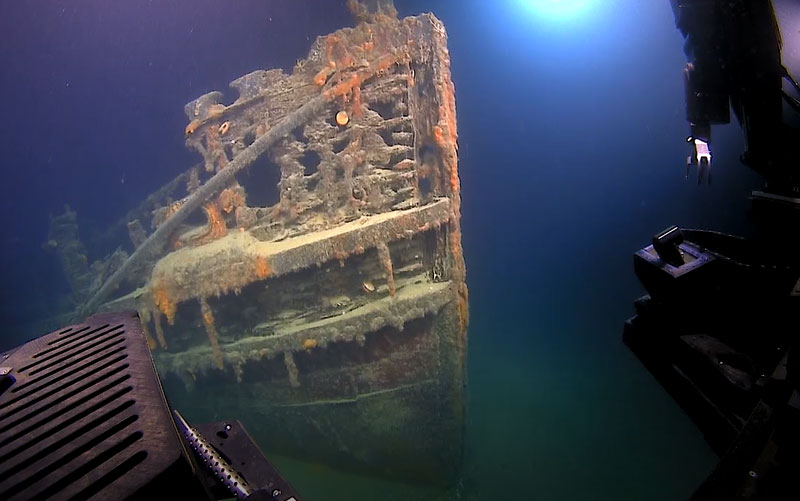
[48,1,468,485]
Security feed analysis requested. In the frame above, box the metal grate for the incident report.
[0,312,184,500]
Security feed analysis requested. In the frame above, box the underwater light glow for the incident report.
[521,0,596,20]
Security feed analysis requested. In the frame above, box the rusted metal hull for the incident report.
[79,8,468,484]
[161,297,465,483]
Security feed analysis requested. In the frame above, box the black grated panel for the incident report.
[0,312,186,501]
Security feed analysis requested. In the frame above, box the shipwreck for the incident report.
[47,1,468,484]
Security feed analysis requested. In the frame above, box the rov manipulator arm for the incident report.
[670,0,799,190]
[617,2,800,498]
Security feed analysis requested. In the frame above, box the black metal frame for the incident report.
[0,312,301,501]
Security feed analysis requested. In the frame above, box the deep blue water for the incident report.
[0,0,765,499]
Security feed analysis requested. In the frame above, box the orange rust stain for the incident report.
[327,34,356,69]
[255,256,272,279]
[448,156,460,194]
[153,284,177,326]
[196,203,227,244]
[323,53,401,101]
[325,73,359,100]
[433,122,460,195]
[439,78,458,145]
[431,55,460,199]
[314,34,347,87]
[432,125,446,146]
[376,52,401,73]
[314,63,336,86]
[185,119,201,136]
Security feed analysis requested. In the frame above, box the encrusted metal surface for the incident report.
[49,3,467,485]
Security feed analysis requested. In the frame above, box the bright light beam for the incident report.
[519,0,597,21]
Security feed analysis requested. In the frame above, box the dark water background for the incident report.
[0,0,764,499]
